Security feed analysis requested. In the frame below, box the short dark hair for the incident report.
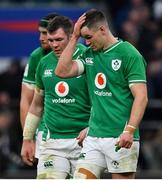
[47,16,73,36]
[81,9,107,30]
[38,13,59,28]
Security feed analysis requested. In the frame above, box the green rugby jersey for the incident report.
[36,44,91,139]
[80,40,147,139]
[23,47,51,131]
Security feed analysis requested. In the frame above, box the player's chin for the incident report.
[41,44,50,50]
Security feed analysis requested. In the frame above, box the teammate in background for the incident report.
[20,13,58,160]
[21,16,91,179]
[55,9,148,179]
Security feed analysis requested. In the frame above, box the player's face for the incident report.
[47,28,70,57]
[81,26,104,51]
[38,26,50,50]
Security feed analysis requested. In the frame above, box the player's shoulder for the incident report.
[39,51,54,64]
[30,47,44,57]
[119,41,141,56]
[118,41,146,65]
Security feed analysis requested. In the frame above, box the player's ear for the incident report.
[99,25,105,32]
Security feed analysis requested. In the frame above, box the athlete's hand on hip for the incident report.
[21,139,35,166]
[115,131,133,150]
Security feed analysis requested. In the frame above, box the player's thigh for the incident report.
[74,136,106,179]
[74,163,106,179]
[105,139,139,173]
[37,154,70,179]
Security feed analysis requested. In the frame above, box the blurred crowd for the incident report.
[0,0,162,178]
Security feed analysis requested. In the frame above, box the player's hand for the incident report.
[21,139,35,166]
[73,13,86,39]
[115,132,133,150]
[77,128,88,147]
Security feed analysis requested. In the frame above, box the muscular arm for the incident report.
[55,35,80,78]
[29,88,44,117]
[20,83,35,129]
[23,87,44,140]
[21,88,44,165]
[55,14,86,78]
[128,83,148,128]
[117,83,148,149]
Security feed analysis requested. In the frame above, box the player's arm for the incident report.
[20,83,35,129]
[20,50,38,129]
[117,83,148,149]
[55,14,86,78]
[21,87,44,166]
[127,83,148,129]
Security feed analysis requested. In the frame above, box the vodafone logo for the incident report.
[95,73,106,89]
[55,81,69,97]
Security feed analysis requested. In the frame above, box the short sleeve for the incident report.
[35,61,44,90]
[124,54,147,85]
[23,54,37,85]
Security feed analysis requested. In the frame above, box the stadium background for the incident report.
[0,0,162,178]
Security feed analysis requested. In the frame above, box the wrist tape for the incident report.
[23,112,40,140]
[123,124,136,134]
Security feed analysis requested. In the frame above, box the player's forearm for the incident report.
[23,112,41,140]
[55,35,78,77]
[20,102,30,129]
[116,93,148,150]
[20,84,34,129]
[127,92,148,130]
[20,96,33,129]
[23,90,44,140]
[29,93,44,117]
[23,102,43,140]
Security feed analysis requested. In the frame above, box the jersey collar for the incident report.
[103,40,123,54]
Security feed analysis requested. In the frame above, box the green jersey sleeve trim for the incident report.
[129,80,147,83]
[22,82,35,90]
[22,79,36,84]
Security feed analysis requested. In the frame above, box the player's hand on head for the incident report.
[73,13,86,38]
[21,139,35,166]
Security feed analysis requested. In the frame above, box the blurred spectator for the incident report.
[0,91,11,107]
[136,5,159,59]
[119,3,159,58]
[0,60,23,101]
[114,0,147,29]
[120,18,139,47]
[153,0,162,21]
[147,35,162,99]
[0,108,23,176]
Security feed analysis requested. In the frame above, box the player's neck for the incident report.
[103,34,118,50]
